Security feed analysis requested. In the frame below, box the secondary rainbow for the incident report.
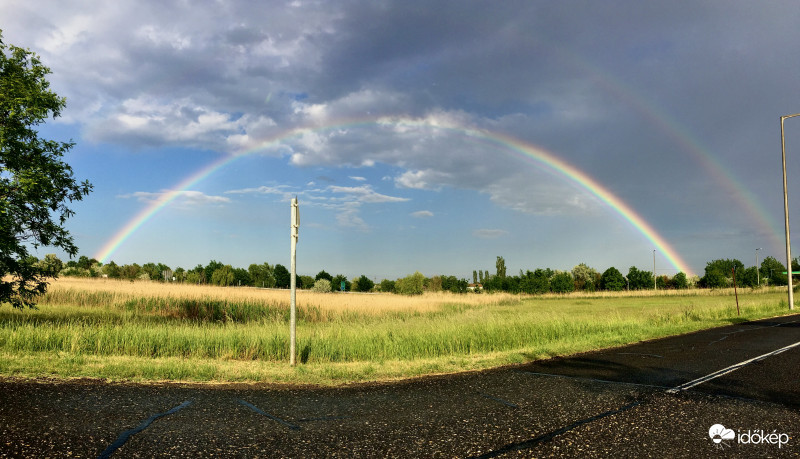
[95,116,694,276]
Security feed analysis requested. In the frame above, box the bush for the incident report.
[395,271,425,295]
[312,279,332,293]
[379,279,396,293]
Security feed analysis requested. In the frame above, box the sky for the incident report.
[4,0,800,280]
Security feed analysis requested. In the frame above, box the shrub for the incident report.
[312,278,332,293]
[395,271,425,295]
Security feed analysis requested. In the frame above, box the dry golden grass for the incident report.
[42,277,521,316]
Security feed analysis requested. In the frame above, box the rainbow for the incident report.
[94,116,694,276]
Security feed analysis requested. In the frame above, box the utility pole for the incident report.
[290,197,299,365]
[780,114,799,310]
[653,250,657,290]
[756,247,762,287]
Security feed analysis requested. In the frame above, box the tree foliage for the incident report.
[354,275,374,292]
[599,267,625,291]
[0,32,93,307]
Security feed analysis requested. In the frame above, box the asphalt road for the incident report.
[1,314,799,458]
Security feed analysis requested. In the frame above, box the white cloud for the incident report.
[411,210,434,218]
[119,190,231,207]
[328,185,409,203]
[349,176,367,181]
[473,229,509,239]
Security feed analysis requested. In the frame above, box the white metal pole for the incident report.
[781,115,798,310]
[653,250,657,290]
[290,197,299,365]
[756,248,761,287]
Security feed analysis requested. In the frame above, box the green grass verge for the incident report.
[0,289,794,385]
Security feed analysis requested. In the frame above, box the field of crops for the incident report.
[0,277,794,385]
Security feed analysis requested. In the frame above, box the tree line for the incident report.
[34,253,798,296]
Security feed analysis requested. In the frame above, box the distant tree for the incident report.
[738,266,759,288]
[312,278,332,293]
[473,270,478,284]
[427,275,443,292]
[672,272,689,289]
[599,267,625,291]
[627,266,654,290]
[327,274,347,291]
[571,263,598,291]
[395,271,425,295]
[379,279,396,293]
[204,260,224,285]
[496,256,506,278]
[550,271,575,294]
[37,254,63,277]
[120,263,141,280]
[77,255,93,270]
[173,267,186,282]
[102,260,121,279]
[700,259,743,288]
[478,270,484,284]
[274,264,290,289]
[299,275,315,289]
[520,269,550,294]
[355,275,374,292]
[211,265,235,286]
[248,263,275,288]
[232,267,252,286]
[761,256,787,286]
[315,270,333,282]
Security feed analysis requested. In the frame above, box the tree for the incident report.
[673,272,689,289]
[496,256,506,279]
[37,254,63,277]
[572,263,598,291]
[700,259,743,288]
[761,256,787,286]
[627,266,654,290]
[395,271,425,295]
[355,275,374,292]
[472,270,478,284]
[312,278,332,293]
[0,33,93,307]
[211,265,234,286]
[599,267,625,291]
[102,260,121,279]
[550,271,574,294]
[329,274,349,292]
[249,263,275,288]
[315,270,333,282]
[379,279,396,293]
[274,264,290,288]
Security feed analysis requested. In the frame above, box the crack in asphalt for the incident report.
[237,399,301,431]
[97,400,192,459]
[468,400,643,459]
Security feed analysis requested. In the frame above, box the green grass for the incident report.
[0,286,795,385]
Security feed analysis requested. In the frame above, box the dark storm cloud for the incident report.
[5,0,800,270]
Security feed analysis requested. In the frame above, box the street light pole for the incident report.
[653,249,657,290]
[755,247,762,287]
[780,114,799,310]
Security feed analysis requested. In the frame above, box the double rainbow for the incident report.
[94,116,693,276]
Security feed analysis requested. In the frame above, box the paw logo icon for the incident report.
[709,424,735,449]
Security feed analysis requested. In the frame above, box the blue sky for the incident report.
[4,1,800,280]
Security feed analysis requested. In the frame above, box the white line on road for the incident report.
[667,340,800,394]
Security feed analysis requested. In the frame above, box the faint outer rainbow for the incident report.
[95,117,693,276]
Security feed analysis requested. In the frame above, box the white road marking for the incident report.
[667,340,800,394]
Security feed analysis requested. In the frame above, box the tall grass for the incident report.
[0,278,794,384]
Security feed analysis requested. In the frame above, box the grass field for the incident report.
[0,277,794,385]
